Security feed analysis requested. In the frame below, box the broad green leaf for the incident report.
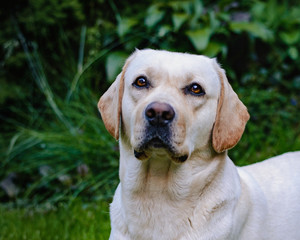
[280,31,300,45]
[169,1,192,14]
[251,1,265,19]
[288,47,298,60]
[145,5,165,28]
[172,13,188,31]
[229,22,274,41]
[158,25,172,37]
[193,0,203,16]
[203,42,224,57]
[105,52,128,83]
[117,18,138,38]
[209,11,220,30]
[186,28,211,51]
[291,8,300,23]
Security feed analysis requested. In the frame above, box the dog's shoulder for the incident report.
[235,151,300,239]
[238,151,300,209]
[241,151,300,175]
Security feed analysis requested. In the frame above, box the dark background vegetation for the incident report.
[1,0,300,208]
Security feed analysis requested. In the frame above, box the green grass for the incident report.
[0,25,120,205]
[0,201,111,240]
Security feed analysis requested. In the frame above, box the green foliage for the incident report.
[0,200,110,239]
[0,50,119,204]
[0,0,299,207]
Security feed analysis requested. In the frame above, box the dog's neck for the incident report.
[120,144,222,195]
[115,136,241,239]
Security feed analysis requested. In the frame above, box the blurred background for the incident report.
[0,0,299,239]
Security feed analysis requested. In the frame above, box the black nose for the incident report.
[145,102,175,126]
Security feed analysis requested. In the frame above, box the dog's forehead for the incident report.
[125,49,219,86]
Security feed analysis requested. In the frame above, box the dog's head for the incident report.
[98,49,249,162]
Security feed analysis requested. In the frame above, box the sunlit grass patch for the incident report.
[0,201,110,240]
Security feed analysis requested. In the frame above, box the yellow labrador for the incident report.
[98,49,300,240]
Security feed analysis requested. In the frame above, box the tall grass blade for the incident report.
[11,16,75,135]
[77,25,86,73]
[66,48,111,102]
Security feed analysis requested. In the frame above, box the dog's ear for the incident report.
[98,54,134,140]
[98,73,124,139]
[212,61,250,153]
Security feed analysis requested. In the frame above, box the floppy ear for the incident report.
[98,53,135,140]
[98,73,124,140]
[212,61,250,153]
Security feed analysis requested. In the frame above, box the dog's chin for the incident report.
[148,137,169,149]
[133,138,188,163]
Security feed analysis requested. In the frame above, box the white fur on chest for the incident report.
[110,151,241,240]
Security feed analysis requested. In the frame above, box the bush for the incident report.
[0,0,299,206]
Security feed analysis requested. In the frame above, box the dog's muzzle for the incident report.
[134,102,188,163]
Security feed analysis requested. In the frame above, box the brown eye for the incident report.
[133,76,149,88]
[187,83,205,96]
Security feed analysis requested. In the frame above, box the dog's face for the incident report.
[98,49,249,162]
[121,50,221,162]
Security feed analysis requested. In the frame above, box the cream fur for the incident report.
[98,49,300,240]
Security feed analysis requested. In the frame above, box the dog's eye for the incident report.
[133,76,149,88]
[187,83,205,96]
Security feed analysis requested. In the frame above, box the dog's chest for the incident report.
[113,194,234,240]
[124,195,193,239]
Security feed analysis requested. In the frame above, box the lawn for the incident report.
[0,201,111,240]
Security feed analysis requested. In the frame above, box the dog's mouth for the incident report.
[148,137,168,148]
[134,136,188,163]
[135,136,171,153]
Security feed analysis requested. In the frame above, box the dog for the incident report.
[98,49,300,240]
